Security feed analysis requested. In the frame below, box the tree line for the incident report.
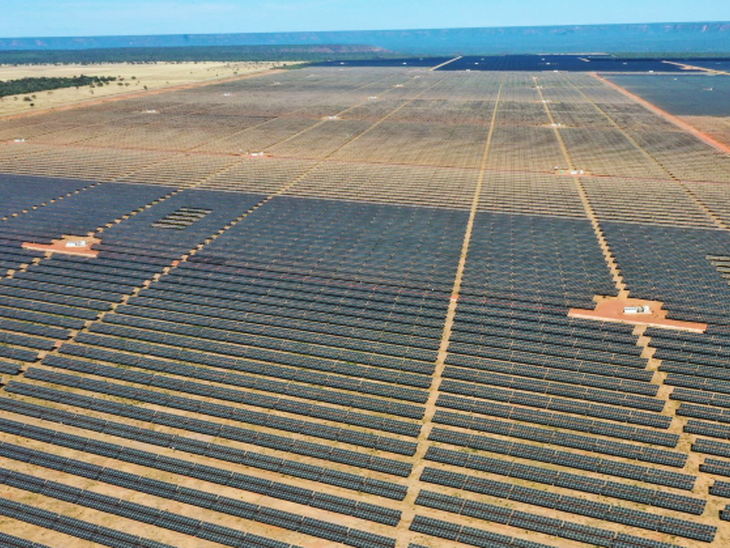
[0,75,117,97]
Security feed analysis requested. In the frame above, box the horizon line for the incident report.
[2,19,729,41]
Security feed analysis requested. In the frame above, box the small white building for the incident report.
[624,305,651,315]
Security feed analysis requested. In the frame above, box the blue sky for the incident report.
[1,0,728,38]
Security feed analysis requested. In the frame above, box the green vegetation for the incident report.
[0,75,117,97]
[0,44,406,65]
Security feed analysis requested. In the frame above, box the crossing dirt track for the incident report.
[0,63,730,548]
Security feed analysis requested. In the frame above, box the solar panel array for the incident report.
[0,63,728,548]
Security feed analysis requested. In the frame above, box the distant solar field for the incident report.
[314,54,712,72]
[314,57,452,67]
[606,74,730,116]
[0,60,728,548]
[437,54,702,72]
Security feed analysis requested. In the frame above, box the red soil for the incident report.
[23,235,99,258]
[569,297,707,333]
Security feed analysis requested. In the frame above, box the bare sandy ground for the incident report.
[681,115,730,148]
[0,61,295,116]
